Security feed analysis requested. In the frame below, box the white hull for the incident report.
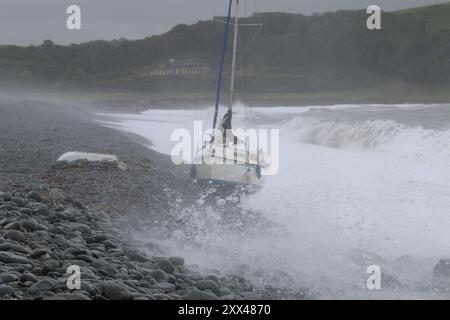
[193,161,264,187]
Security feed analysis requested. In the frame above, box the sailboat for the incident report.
[191,0,268,188]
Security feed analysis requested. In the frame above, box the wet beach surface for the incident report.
[0,97,303,300]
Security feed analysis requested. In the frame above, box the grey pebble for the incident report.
[28,279,57,294]
[0,192,12,202]
[169,256,185,266]
[157,258,175,274]
[0,252,29,264]
[0,284,14,297]
[0,272,20,284]
[4,230,26,243]
[183,289,218,300]
[149,269,169,282]
[102,283,134,300]
[5,221,23,231]
[195,279,220,295]
[27,191,42,202]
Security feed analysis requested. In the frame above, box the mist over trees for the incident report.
[0,7,449,93]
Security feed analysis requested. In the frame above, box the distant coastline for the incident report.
[2,85,449,112]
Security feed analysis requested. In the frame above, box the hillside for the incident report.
[0,5,449,96]
[397,1,450,32]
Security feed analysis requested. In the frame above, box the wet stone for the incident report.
[28,279,57,294]
[0,192,12,202]
[195,279,220,295]
[0,284,14,297]
[4,230,26,243]
[0,252,30,264]
[0,272,20,284]
[27,191,42,202]
[30,249,49,259]
[149,270,169,282]
[157,258,175,274]
[102,283,134,300]
[169,256,185,266]
[183,289,218,300]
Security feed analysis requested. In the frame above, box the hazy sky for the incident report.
[0,0,447,45]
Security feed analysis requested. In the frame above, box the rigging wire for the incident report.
[236,0,263,131]
[244,0,249,132]
[213,0,220,17]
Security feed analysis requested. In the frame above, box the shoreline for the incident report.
[0,96,307,300]
[2,86,450,113]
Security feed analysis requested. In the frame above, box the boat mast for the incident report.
[212,0,233,131]
[228,0,240,112]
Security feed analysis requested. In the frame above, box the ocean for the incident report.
[99,103,450,299]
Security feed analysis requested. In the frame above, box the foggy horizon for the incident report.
[0,0,448,46]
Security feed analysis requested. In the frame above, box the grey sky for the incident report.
[0,0,447,45]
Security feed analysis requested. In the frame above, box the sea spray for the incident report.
[101,103,450,299]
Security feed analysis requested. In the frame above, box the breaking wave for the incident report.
[103,104,450,299]
[283,117,450,167]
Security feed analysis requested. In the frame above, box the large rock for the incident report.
[205,275,220,285]
[22,219,39,232]
[0,252,30,264]
[433,259,450,279]
[27,191,42,202]
[156,258,175,274]
[183,289,218,300]
[149,270,169,282]
[0,192,12,202]
[48,189,66,202]
[218,287,232,297]
[12,197,26,207]
[0,272,19,284]
[28,279,57,294]
[4,230,26,243]
[35,207,51,216]
[10,244,29,254]
[126,250,149,262]
[98,265,116,278]
[66,222,92,234]
[0,243,12,251]
[43,259,60,270]
[195,280,220,295]
[102,283,134,300]
[0,285,14,297]
[21,272,38,283]
[382,272,404,289]
[155,281,175,292]
[5,221,23,231]
[169,256,185,266]
[30,249,49,259]
[52,292,91,300]
[102,240,117,249]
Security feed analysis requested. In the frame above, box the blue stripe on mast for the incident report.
[212,0,233,130]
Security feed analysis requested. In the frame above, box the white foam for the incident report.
[99,104,450,298]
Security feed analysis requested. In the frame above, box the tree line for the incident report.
[0,8,449,92]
